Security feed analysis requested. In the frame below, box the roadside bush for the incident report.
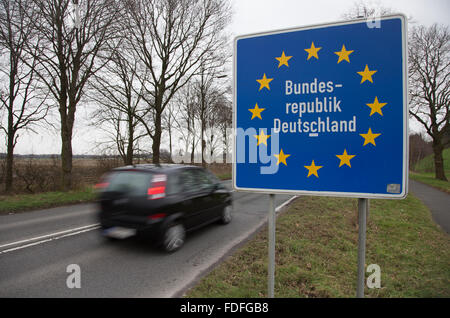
[13,157,61,193]
[0,156,231,195]
[94,156,123,178]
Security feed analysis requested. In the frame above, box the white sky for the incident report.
[10,0,450,155]
[229,0,450,37]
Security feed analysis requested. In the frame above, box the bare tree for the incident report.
[172,83,199,163]
[205,94,230,163]
[215,89,232,163]
[192,66,228,165]
[0,0,50,192]
[162,100,180,161]
[26,0,121,190]
[89,42,147,165]
[124,0,231,164]
[409,24,450,181]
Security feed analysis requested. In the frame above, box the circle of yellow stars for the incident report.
[247,41,388,178]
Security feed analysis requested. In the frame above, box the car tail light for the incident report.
[148,213,166,220]
[148,174,167,200]
[94,173,110,190]
[94,182,109,190]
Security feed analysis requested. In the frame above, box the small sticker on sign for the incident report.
[387,184,401,193]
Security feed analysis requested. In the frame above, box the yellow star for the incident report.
[304,42,321,60]
[366,96,387,116]
[248,103,265,120]
[334,44,354,63]
[274,148,290,166]
[360,128,381,146]
[357,64,377,83]
[304,160,323,178]
[256,73,273,91]
[254,130,271,146]
[336,149,356,168]
[275,51,292,68]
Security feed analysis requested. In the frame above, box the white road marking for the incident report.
[0,224,100,255]
[275,195,298,212]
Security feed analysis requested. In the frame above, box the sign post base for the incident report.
[357,198,368,298]
[268,193,276,298]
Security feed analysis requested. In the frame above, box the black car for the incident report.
[95,164,233,252]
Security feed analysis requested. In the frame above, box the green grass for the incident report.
[411,148,450,193]
[413,148,450,173]
[186,195,450,298]
[217,172,232,180]
[0,187,96,214]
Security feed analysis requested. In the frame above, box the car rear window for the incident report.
[104,171,151,195]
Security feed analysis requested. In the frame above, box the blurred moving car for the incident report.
[95,164,233,252]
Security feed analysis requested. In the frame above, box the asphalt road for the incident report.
[0,182,295,297]
[409,179,450,234]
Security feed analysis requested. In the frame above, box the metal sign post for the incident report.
[356,198,368,298]
[268,194,276,298]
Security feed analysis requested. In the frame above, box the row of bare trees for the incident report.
[167,71,232,165]
[89,0,231,168]
[0,0,232,192]
[1,0,447,195]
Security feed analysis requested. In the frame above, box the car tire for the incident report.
[219,205,233,224]
[161,223,186,253]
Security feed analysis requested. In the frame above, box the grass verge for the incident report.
[413,148,450,173]
[0,187,96,215]
[185,194,450,298]
[410,172,450,194]
[217,173,232,181]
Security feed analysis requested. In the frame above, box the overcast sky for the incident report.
[10,0,450,155]
[230,0,449,36]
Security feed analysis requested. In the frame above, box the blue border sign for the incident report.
[233,15,408,198]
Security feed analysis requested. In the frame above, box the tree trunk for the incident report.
[125,112,134,166]
[4,128,15,193]
[59,97,73,191]
[191,134,195,164]
[126,136,134,165]
[5,49,17,193]
[168,122,172,162]
[222,127,227,164]
[190,115,195,164]
[210,133,214,161]
[152,111,162,164]
[61,131,73,191]
[432,141,447,181]
[201,123,206,167]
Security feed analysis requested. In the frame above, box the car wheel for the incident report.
[162,223,186,252]
[220,205,232,224]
